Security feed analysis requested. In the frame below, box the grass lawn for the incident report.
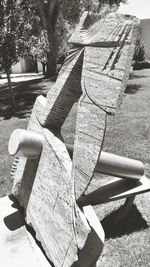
[0,70,150,266]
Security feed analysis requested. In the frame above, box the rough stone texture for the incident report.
[72,101,106,199]
[37,48,84,132]
[70,14,139,199]
[26,129,90,267]
[81,46,122,114]
[12,123,94,266]
[68,12,138,47]
[11,97,104,266]
[10,11,140,267]
[12,97,45,209]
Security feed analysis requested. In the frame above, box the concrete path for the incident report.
[0,73,44,85]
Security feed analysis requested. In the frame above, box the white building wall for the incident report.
[12,60,22,73]
[37,62,43,73]
[12,57,36,74]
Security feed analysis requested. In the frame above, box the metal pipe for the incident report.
[8,129,44,159]
[8,131,144,180]
[96,151,144,180]
[66,144,144,180]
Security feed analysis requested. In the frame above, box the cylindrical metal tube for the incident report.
[96,152,144,180]
[66,143,144,180]
[8,129,44,159]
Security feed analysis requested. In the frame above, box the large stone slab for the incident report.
[69,12,138,47]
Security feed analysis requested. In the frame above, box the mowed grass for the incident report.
[0,69,150,266]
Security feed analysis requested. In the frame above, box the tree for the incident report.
[133,39,145,63]
[0,0,48,109]
[0,0,37,110]
[0,0,20,109]
[34,0,127,77]
[31,0,59,77]
[29,30,50,75]
[17,0,50,75]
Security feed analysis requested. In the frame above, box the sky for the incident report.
[117,0,150,19]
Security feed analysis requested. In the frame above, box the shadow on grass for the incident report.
[125,84,142,94]
[0,78,52,120]
[101,204,148,239]
[129,73,147,80]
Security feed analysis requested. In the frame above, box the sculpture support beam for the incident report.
[66,143,144,180]
[9,129,144,181]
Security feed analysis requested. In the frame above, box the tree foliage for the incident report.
[132,39,150,70]
[30,31,50,64]
[133,39,145,63]
[0,0,22,109]
[0,0,19,71]
[0,0,48,108]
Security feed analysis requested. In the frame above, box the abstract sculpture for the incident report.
[3,11,150,267]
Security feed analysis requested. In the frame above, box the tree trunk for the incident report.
[6,69,15,110]
[46,51,57,78]
[37,0,58,78]
[42,63,46,76]
[34,61,38,73]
